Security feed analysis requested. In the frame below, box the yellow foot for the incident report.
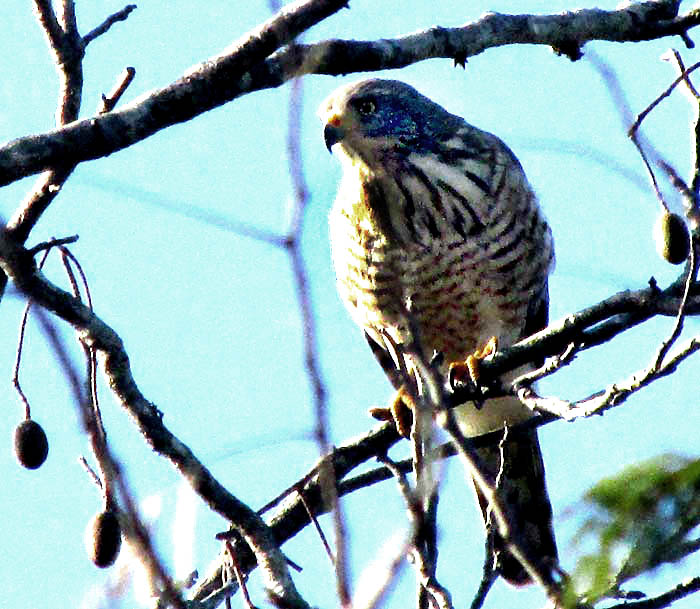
[369,386,414,437]
[448,336,498,388]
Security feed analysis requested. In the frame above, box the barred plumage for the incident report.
[321,79,557,585]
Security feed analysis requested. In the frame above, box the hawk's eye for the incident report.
[356,98,376,116]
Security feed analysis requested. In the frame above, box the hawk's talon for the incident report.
[369,387,414,437]
[449,336,498,390]
[368,406,392,422]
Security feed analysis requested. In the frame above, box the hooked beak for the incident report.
[323,121,344,153]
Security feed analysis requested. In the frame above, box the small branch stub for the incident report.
[98,67,136,113]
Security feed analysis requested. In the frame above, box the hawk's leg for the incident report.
[369,386,414,437]
[448,336,498,388]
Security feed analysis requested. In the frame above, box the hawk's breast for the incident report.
[330,144,553,368]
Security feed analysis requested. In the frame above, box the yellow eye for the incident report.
[357,99,376,116]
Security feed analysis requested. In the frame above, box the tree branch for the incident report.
[2,218,698,604]
[8,1,85,245]
[447,276,697,404]
[191,269,700,603]
[606,576,700,609]
[0,232,309,609]
[82,4,137,47]
[1,1,698,187]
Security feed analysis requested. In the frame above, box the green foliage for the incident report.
[565,455,700,606]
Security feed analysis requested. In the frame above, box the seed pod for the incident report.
[654,211,690,265]
[86,510,122,568]
[14,419,49,469]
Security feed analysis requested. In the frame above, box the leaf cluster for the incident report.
[567,455,700,605]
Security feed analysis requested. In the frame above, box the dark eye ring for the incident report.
[357,99,376,116]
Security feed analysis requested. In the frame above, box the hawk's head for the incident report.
[319,79,463,164]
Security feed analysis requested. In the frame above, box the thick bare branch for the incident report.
[275,0,699,73]
[0,1,698,187]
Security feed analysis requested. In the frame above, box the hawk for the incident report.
[319,79,557,586]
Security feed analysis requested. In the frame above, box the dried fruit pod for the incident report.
[86,510,122,568]
[654,211,690,265]
[14,419,49,469]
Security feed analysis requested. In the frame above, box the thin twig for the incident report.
[377,454,420,515]
[524,228,697,420]
[606,576,700,609]
[378,454,453,609]
[590,51,700,212]
[82,4,137,46]
[661,50,700,223]
[658,160,700,220]
[626,55,700,212]
[281,36,345,607]
[27,234,79,255]
[32,0,64,52]
[59,248,81,300]
[12,248,52,419]
[225,541,259,609]
[518,329,700,421]
[32,307,186,608]
[59,246,93,308]
[662,49,700,99]
[58,0,78,40]
[59,247,111,500]
[13,303,34,420]
[296,489,335,565]
[440,409,560,600]
[650,236,698,371]
[512,341,579,388]
[629,60,700,134]
[78,455,104,492]
[58,247,101,440]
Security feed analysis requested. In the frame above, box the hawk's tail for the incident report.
[471,427,558,586]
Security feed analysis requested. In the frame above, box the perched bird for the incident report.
[319,79,558,586]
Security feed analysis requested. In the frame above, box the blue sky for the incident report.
[0,1,698,608]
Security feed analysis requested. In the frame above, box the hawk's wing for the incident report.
[522,281,550,368]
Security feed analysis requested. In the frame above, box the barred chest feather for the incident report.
[329,146,553,371]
